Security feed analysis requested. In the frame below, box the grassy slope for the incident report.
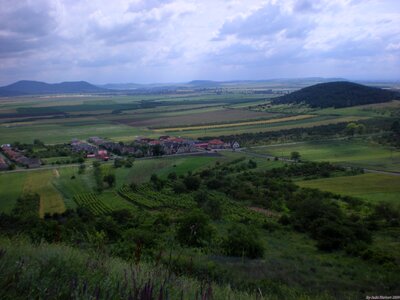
[0,236,261,300]
[253,140,400,172]
[297,173,400,207]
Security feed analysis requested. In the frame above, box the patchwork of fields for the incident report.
[0,91,377,144]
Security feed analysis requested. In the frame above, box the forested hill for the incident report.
[0,80,108,96]
[273,81,400,108]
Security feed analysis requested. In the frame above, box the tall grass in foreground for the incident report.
[0,236,335,300]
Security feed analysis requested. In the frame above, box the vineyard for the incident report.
[73,193,111,215]
[118,184,196,210]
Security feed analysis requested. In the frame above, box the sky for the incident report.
[0,0,399,85]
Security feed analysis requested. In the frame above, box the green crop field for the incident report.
[0,172,28,213]
[0,169,66,217]
[297,173,400,206]
[252,139,400,172]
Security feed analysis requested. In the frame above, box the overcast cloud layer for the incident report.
[0,0,399,85]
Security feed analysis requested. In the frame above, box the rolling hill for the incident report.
[0,80,108,96]
[272,81,400,108]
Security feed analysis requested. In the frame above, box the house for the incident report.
[88,137,106,145]
[159,135,170,141]
[195,142,209,149]
[0,157,8,170]
[96,150,109,161]
[208,139,225,149]
[231,141,240,149]
[70,140,98,153]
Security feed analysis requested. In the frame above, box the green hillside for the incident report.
[273,81,400,108]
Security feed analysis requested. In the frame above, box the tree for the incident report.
[33,139,44,147]
[114,158,124,168]
[391,120,400,135]
[78,163,86,174]
[345,122,366,136]
[290,151,301,162]
[183,175,201,191]
[103,174,116,188]
[152,144,164,156]
[203,198,222,220]
[167,172,177,181]
[176,210,214,247]
[222,224,264,259]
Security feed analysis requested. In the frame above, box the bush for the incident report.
[176,210,214,247]
[183,176,201,191]
[202,198,222,220]
[222,224,264,259]
[172,181,187,194]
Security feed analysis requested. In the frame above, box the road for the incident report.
[0,150,221,174]
[1,138,399,177]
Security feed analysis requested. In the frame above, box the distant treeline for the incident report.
[202,118,399,147]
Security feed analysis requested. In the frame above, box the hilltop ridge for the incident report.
[273,81,400,108]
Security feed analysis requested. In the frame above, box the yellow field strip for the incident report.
[23,169,66,217]
[154,114,316,132]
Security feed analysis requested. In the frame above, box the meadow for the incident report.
[251,139,400,172]
[297,173,400,207]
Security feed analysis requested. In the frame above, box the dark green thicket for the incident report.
[272,81,400,108]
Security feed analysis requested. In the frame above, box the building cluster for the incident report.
[0,144,41,168]
[0,136,240,171]
[72,136,239,160]
[0,156,9,170]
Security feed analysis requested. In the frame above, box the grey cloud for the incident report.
[217,3,314,40]
[128,0,173,12]
[293,0,322,13]
[0,1,57,54]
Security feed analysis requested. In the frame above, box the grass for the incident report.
[0,121,150,144]
[22,170,66,217]
[52,166,96,209]
[108,155,227,186]
[0,169,66,216]
[0,236,264,300]
[165,115,368,138]
[297,173,400,207]
[0,172,28,213]
[155,114,316,132]
[252,139,400,172]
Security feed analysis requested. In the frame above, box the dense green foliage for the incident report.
[273,81,400,108]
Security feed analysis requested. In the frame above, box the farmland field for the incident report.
[297,173,400,207]
[251,139,400,172]
[0,169,65,216]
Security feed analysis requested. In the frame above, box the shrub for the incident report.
[183,175,201,191]
[176,210,214,247]
[222,224,264,259]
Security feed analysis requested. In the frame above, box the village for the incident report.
[0,136,240,170]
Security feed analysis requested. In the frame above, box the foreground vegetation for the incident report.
[1,158,399,299]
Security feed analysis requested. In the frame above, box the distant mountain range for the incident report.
[0,80,108,96]
[0,78,398,97]
[273,81,400,108]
